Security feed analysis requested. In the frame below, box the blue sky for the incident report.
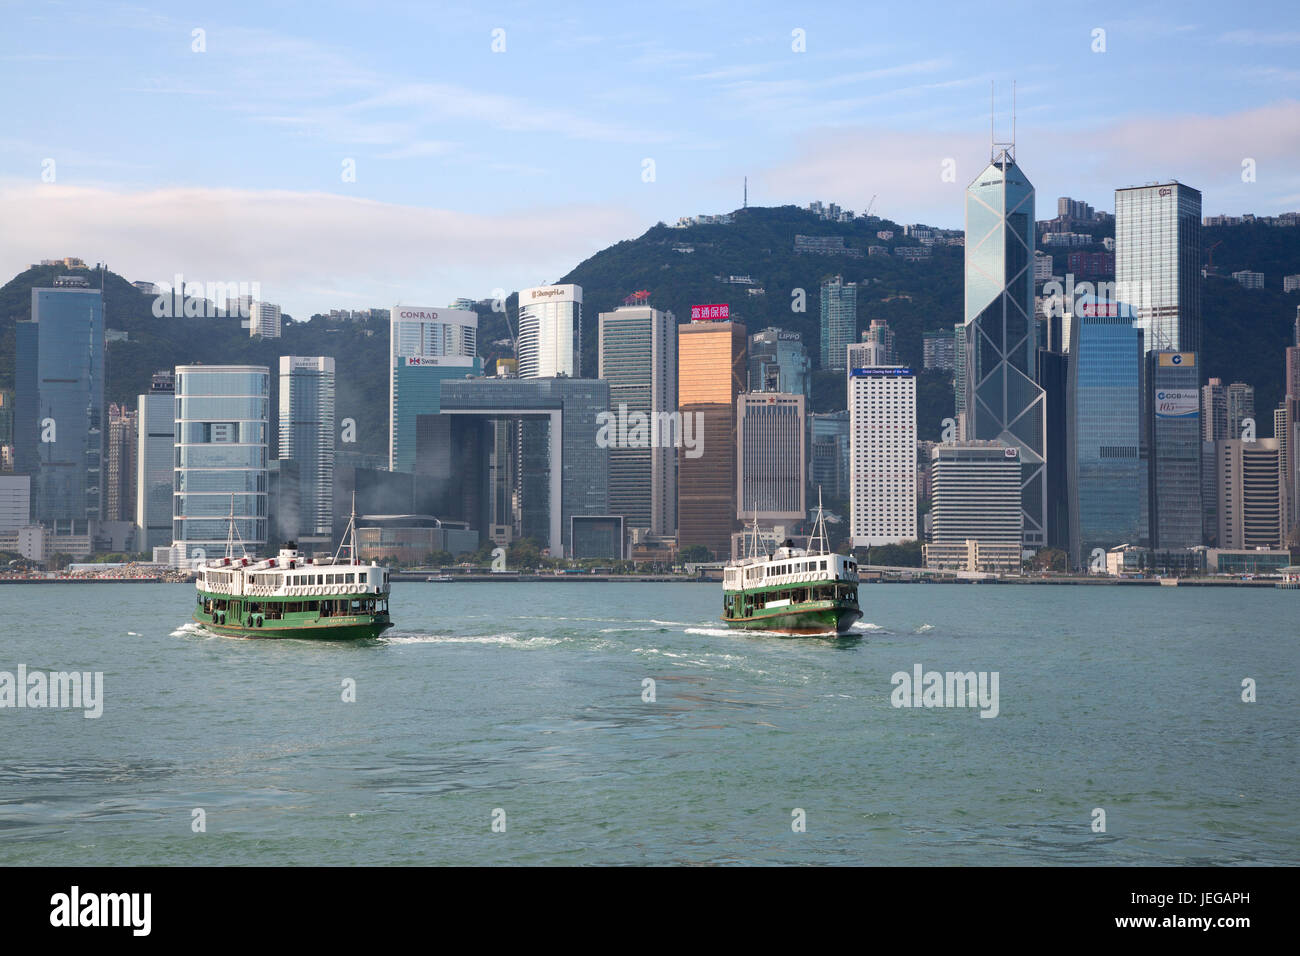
[2,0,1298,316]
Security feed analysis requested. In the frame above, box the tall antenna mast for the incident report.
[744,176,748,209]
[332,490,359,566]
[990,81,995,161]
[1012,79,1016,159]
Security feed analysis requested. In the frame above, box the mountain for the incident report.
[0,264,391,458]
[558,206,963,432]
[1,210,1298,451]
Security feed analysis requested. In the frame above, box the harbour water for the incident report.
[0,582,1295,865]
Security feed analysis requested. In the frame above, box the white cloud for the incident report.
[758,100,1300,225]
[0,182,644,315]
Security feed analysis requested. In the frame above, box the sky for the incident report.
[2,0,1298,317]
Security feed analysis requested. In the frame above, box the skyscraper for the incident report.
[173,365,270,561]
[952,321,967,435]
[1067,304,1143,568]
[736,392,805,529]
[678,318,746,559]
[104,403,138,524]
[923,329,956,371]
[16,284,105,525]
[1227,382,1256,439]
[598,303,678,536]
[864,319,895,363]
[436,377,609,557]
[849,366,916,547]
[1147,351,1202,549]
[808,410,850,500]
[1216,438,1288,549]
[846,340,888,370]
[517,285,582,378]
[389,306,480,472]
[923,442,1023,573]
[279,356,335,539]
[135,370,175,553]
[249,300,282,338]
[748,327,811,398]
[1115,181,1202,355]
[1202,378,1228,441]
[0,388,14,468]
[962,144,1047,546]
[819,276,856,370]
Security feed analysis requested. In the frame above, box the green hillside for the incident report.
[0,265,392,458]
[1,209,1297,450]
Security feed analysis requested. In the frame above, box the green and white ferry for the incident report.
[721,496,861,635]
[193,498,393,640]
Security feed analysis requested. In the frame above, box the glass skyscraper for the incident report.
[517,285,582,379]
[438,377,609,557]
[678,319,747,559]
[279,356,335,538]
[389,306,480,472]
[748,327,811,398]
[597,304,677,535]
[1115,182,1202,355]
[135,370,175,552]
[962,146,1047,546]
[173,365,270,560]
[16,285,105,525]
[737,392,805,525]
[1147,351,1202,549]
[808,410,850,501]
[819,276,856,370]
[1067,303,1143,568]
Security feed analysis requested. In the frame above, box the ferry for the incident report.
[192,496,393,640]
[721,494,861,635]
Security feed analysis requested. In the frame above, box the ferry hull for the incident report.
[723,602,862,636]
[193,612,392,641]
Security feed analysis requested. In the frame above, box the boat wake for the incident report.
[169,621,210,638]
[683,625,848,639]
[382,632,561,648]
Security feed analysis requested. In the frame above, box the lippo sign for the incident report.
[691,303,730,321]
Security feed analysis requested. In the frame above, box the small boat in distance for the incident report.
[192,494,393,640]
[426,575,455,582]
[721,491,862,635]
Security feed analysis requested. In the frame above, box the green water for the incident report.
[0,582,1294,865]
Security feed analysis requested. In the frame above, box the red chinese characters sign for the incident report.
[690,303,730,321]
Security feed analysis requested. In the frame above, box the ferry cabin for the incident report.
[722,552,859,618]
[196,562,390,625]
